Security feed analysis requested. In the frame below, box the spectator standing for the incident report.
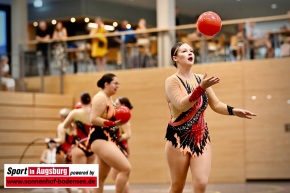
[36,21,51,75]
[115,20,137,68]
[136,18,151,67]
[52,22,69,72]
[90,17,108,71]
[52,22,68,41]
[246,21,273,59]
[236,23,247,60]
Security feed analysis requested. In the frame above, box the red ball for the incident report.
[74,101,82,109]
[115,105,131,123]
[196,11,222,36]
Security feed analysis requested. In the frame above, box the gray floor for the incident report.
[1,182,290,193]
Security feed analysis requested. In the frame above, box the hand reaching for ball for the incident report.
[200,73,220,90]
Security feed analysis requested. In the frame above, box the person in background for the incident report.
[45,108,74,193]
[36,21,51,75]
[45,108,75,164]
[111,97,133,193]
[90,17,108,71]
[1,55,15,92]
[278,10,290,57]
[52,22,69,72]
[235,23,247,60]
[62,92,95,193]
[88,73,131,193]
[114,20,137,68]
[280,36,290,57]
[136,18,152,68]
[52,22,68,41]
[165,42,256,193]
[40,139,57,164]
[246,21,273,59]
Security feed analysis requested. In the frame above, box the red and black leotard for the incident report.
[57,133,75,155]
[87,103,120,147]
[165,75,210,157]
[74,120,94,157]
[56,131,75,162]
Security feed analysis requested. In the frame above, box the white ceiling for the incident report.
[1,0,290,20]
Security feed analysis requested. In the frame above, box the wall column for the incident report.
[156,0,176,67]
[11,0,28,79]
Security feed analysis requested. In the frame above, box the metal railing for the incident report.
[18,14,290,93]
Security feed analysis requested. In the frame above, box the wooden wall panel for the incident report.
[0,132,56,144]
[35,93,73,107]
[0,92,33,106]
[23,77,42,92]
[0,145,46,159]
[0,106,61,120]
[0,119,60,131]
[33,107,63,119]
[0,158,41,166]
[0,92,74,187]
[243,58,290,179]
[0,106,34,118]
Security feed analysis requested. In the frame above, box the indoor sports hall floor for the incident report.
[1,182,290,193]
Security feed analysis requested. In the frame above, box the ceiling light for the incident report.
[271,4,277,9]
[126,24,131,29]
[84,17,90,23]
[70,17,76,23]
[113,22,118,27]
[33,22,38,27]
[51,19,57,25]
[33,0,43,8]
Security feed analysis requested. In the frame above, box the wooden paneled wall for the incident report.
[243,59,290,179]
[18,57,290,184]
[0,92,73,186]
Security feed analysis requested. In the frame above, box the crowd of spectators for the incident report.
[1,11,289,92]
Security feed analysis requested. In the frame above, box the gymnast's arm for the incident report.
[165,77,197,112]
[207,86,257,118]
[206,87,229,115]
[90,94,117,127]
[62,110,76,130]
[119,121,132,141]
[54,123,66,144]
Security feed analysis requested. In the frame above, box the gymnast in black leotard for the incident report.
[62,92,95,193]
[165,42,256,193]
[88,73,131,193]
[111,96,133,193]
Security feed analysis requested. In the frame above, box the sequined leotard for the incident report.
[165,74,210,157]
[57,132,75,154]
[74,120,94,157]
[87,103,119,147]
[56,131,75,162]
[118,126,129,157]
